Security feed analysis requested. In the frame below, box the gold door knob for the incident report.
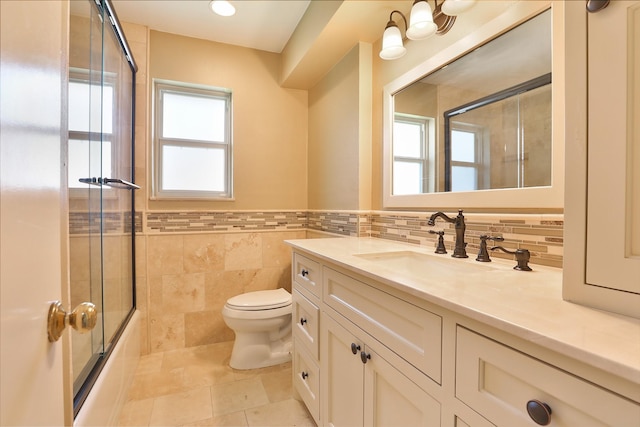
[47,301,97,342]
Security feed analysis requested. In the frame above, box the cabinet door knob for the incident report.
[301,371,309,380]
[360,351,371,364]
[300,317,307,325]
[301,269,309,277]
[351,343,361,355]
[526,399,552,425]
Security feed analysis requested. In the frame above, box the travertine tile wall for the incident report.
[139,229,305,355]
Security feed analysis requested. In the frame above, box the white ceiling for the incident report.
[111,0,311,53]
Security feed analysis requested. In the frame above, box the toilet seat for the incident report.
[225,288,292,311]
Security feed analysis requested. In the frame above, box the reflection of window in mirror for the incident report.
[68,70,115,193]
[449,124,486,192]
[393,114,435,195]
[384,7,557,209]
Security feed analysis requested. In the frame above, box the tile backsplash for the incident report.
[139,210,562,267]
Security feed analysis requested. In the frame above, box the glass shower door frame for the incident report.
[69,0,138,416]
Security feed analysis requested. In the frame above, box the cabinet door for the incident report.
[363,342,441,426]
[564,0,640,318]
[322,313,364,427]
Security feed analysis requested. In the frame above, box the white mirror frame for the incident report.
[383,1,564,210]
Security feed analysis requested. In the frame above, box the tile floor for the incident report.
[118,341,316,426]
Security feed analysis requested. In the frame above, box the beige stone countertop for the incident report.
[286,237,640,383]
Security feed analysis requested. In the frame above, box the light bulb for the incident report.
[406,0,437,40]
[379,23,406,60]
[441,0,475,16]
[209,0,235,17]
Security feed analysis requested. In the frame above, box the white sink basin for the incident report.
[353,251,496,278]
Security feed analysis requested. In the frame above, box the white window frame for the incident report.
[448,121,488,191]
[152,79,233,200]
[392,113,435,194]
[68,68,117,198]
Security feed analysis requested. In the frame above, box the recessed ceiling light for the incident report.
[209,0,235,17]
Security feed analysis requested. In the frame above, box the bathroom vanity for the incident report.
[287,237,640,427]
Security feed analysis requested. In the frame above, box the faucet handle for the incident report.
[476,235,504,262]
[490,246,533,271]
[428,230,447,254]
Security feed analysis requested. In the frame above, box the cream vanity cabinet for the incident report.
[321,267,442,426]
[289,245,640,427]
[564,0,640,318]
[455,327,640,426]
[291,253,321,422]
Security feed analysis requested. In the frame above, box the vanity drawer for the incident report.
[293,340,320,424]
[456,327,640,426]
[293,253,321,300]
[323,266,442,384]
[292,289,319,359]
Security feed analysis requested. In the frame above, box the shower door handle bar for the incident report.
[79,177,100,186]
[101,177,140,190]
[79,177,140,190]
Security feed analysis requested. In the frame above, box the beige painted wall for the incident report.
[308,42,372,210]
[148,30,308,211]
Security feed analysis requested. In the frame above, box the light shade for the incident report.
[379,22,406,60]
[441,0,476,16]
[406,0,437,40]
[209,0,235,17]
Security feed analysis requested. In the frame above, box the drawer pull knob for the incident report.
[351,343,361,355]
[301,371,309,380]
[300,317,307,325]
[301,269,309,277]
[360,351,371,364]
[526,399,552,425]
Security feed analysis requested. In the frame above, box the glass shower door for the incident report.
[69,0,107,399]
[68,0,137,414]
[101,0,135,348]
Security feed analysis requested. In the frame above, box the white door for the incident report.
[0,1,71,425]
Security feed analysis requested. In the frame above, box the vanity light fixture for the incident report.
[209,0,235,17]
[379,0,476,60]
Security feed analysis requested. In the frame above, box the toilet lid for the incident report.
[226,288,292,311]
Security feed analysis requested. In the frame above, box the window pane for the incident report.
[69,139,112,188]
[393,161,422,195]
[162,145,225,192]
[162,92,226,142]
[69,81,113,133]
[393,121,422,158]
[451,130,476,162]
[451,166,477,192]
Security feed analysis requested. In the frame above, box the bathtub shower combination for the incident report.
[68,0,138,419]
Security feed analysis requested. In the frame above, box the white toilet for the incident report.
[222,288,293,370]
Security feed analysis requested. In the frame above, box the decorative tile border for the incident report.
[70,209,563,267]
[145,211,307,233]
[306,211,370,236]
[69,212,143,235]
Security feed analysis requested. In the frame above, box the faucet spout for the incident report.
[427,210,468,258]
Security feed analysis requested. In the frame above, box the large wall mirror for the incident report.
[383,2,563,210]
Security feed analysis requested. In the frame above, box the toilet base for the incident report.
[229,335,293,370]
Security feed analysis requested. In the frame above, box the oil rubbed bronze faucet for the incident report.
[427,210,468,258]
[491,246,533,271]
